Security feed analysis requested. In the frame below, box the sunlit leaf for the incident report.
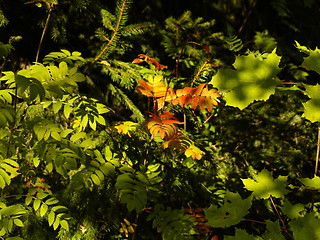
[302,84,320,122]
[241,169,288,199]
[210,49,281,109]
[184,144,205,160]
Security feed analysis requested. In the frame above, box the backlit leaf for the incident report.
[184,144,205,160]
[48,211,55,226]
[40,203,48,217]
[241,169,288,199]
[13,219,24,227]
[302,84,320,122]
[33,199,41,211]
[298,175,320,190]
[210,50,281,109]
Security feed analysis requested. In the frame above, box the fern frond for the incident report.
[224,35,243,52]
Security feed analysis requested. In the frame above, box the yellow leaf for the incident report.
[185,145,205,160]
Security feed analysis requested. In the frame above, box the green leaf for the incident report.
[13,218,24,227]
[63,104,73,119]
[210,50,281,109]
[52,101,63,114]
[51,131,61,141]
[45,197,59,205]
[0,227,5,236]
[262,220,285,240]
[33,199,41,211]
[70,132,86,142]
[241,169,289,199]
[7,218,13,232]
[281,200,305,219]
[302,85,320,122]
[40,204,48,217]
[53,216,60,230]
[0,175,6,189]
[60,219,69,231]
[0,168,10,186]
[301,50,320,73]
[25,196,33,206]
[204,191,252,228]
[33,157,40,167]
[298,175,320,190]
[289,213,320,240]
[91,173,101,185]
[225,228,262,240]
[37,192,48,199]
[48,211,55,226]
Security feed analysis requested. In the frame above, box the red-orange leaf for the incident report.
[146,112,183,140]
[171,83,220,111]
[132,54,168,70]
[136,79,169,98]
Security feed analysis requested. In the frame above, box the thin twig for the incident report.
[238,0,257,34]
[269,196,294,239]
[36,4,53,63]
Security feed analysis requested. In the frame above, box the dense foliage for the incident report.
[1,0,320,239]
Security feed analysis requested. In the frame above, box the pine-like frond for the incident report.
[101,9,116,31]
[100,59,141,90]
[120,22,155,37]
[0,9,8,27]
[115,0,133,27]
[108,83,145,123]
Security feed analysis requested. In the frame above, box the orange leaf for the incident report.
[146,112,182,140]
[132,54,167,70]
[171,84,220,111]
[132,58,144,64]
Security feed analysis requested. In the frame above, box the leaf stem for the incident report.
[269,196,294,239]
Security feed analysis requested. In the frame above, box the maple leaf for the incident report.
[241,169,289,199]
[132,54,168,70]
[204,191,252,228]
[302,84,320,123]
[184,144,205,160]
[210,49,281,109]
[146,112,183,140]
[298,175,320,190]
